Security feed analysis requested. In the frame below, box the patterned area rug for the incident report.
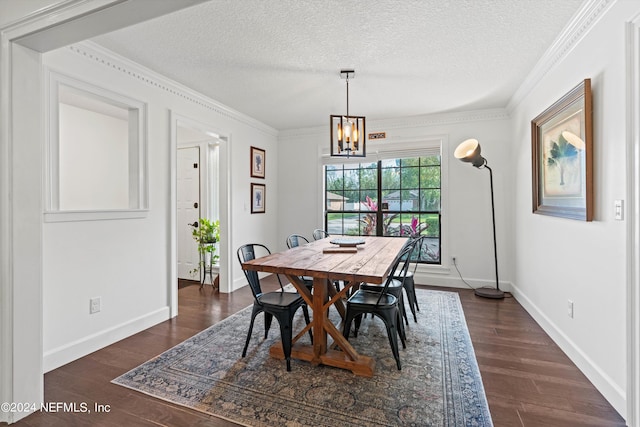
[112,289,492,426]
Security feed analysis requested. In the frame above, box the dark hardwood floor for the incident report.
[6,278,626,426]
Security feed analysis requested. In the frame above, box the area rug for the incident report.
[112,289,492,426]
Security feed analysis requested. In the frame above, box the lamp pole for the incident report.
[475,164,504,299]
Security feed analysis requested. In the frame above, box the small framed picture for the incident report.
[250,146,265,179]
[251,183,265,214]
[531,79,593,221]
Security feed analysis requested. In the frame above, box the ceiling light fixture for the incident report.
[330,69,366,157]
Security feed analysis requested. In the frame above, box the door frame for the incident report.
[170,112,231,315]
[626,17,640,427]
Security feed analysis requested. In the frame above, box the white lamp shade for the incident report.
[455,138,485,167]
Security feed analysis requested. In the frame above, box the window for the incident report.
[324,153,441,264]
[45,71,147,221]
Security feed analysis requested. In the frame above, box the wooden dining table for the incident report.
[241,235,407,377]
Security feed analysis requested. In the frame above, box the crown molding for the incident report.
[67,41,278,137]
[507,0,616,112]
[278,108,510,141]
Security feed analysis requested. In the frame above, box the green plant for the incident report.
[190,218,220,276]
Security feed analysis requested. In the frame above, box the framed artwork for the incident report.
[251,183,265,214]
[250,146,265,179]
[531,79,593,221]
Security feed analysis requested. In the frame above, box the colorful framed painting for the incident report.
[251,183,265,214]
[250,146,265,179]
[531,79,593,221]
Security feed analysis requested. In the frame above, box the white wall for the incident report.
[277,110,514,289]
[58,103,129,210]
[41,42,278,371]
[509,0,640,417]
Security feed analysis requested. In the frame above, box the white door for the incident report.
[177,147,201,279]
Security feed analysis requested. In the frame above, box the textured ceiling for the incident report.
[91,0,585,130]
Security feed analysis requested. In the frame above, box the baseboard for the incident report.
[43,306,171,373]
[414,270,513,293]
[510,283,626,418]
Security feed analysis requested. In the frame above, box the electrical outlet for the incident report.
[90,297,101,314]
[567,300,574,318]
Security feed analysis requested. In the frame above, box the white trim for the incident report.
[0,20,15,427]
[72,41,278,137]
[626,15,640,427]
[43,306,171,372]
[507,0,616,112]
[170,112,233,294]
[44,209,148,222]
[319,135,449,267]
[44,69,149,214]
[280,108,509,141]
[510,282,626,416]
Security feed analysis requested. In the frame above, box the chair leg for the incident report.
[302,305,313,343]
[263,313,273,339]
[342,309,355,339]
[277,314,293,372]
[404,279,418,322]
[382,312,402,370]
[399,293,409,326]
[242,305,262,357]
[353,313,364,337]
[396,308,407,349]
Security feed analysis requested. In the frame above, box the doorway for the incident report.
[171,114,227,314]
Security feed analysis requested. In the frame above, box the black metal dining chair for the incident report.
[237,243,312,371]
[358,238,417,327]
[312,229,330,240]
[342,244,414,370]
[286,234,310,248]
[394,235,425,322]
[285,234,314,290]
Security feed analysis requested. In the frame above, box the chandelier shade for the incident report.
[330,114,366,157]
[330,70,366,157]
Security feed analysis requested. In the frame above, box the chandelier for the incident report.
[330,69,366,157]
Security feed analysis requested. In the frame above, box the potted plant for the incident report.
[190,218,220,277]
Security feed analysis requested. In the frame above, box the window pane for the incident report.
[342,213,360,235]
[343,169,359,190]
[359,213,376,236]
[326,169,343,191]
[400,166,419,189]
[420,165,440,188]
[421,189,441,211]
[326,190,345,211]
[400,190,419,211]
[382,212,400,236]
[344,190,360,210]
[324,155,441,264]
[359,168,377,190]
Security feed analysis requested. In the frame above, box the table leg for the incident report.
[271,274,375,376]
[311,276,327,364]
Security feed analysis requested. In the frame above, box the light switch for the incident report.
[614,200,624,220]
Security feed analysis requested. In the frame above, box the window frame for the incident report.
[44,70,148,222]
[322,138,448,266]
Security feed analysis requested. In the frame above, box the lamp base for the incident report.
[474,287,505,299]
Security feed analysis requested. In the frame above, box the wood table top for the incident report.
[242,236,408,284]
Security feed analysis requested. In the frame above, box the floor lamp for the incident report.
[454,139,505,299]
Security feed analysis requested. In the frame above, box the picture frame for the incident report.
[250,146,265,179]
[531,79,593,221]
[251,183,265,214]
